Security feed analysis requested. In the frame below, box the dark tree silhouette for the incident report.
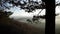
[45,0,55,34]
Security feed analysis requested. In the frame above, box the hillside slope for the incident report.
[0,16,44,34]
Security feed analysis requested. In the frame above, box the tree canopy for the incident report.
[0,0,60,19]
[0,0,60,12]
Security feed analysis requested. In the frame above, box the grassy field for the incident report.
[55,15,60,34]
[0,16,45,34]
[11,15,60,34]
[0,15,60,34]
